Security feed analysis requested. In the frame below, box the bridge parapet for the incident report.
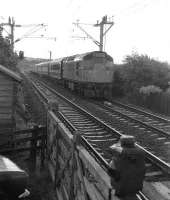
[47,109,119,200]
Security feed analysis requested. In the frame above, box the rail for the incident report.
[57,110,150,200]
[30,77,152,200]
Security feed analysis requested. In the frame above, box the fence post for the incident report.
[30,125,38,171]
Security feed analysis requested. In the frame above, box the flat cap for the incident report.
[120,135,135,147]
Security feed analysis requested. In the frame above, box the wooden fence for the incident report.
[131,92,170,116]
[0,125,47,168]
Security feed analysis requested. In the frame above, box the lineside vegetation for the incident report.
[0,35,18,70]
[112,53,170,98]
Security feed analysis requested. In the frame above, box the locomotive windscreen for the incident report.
[93,52,105,58]
[93,52,113,62]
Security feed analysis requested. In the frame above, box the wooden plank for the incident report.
[0,83,13,88]
[0,129,13,134]
[0,135,12,141]
[0,88,13,92]
[0,113,12,121]
[0,86,13,91]
[0,93,13,98]
[15,135,45,143]
[0,103,12,109]
[0,108,12,114]
[0,121,14,127]
[0,92,13,96]
[0,97,13,102]
[0,80,13,85]
[0,92,13,97]
[0,68,21,82]
[0,130,13,135]
[0,113,12,119]
[14,126,45,135]
[0,97,13,103]
[0,77,13,83]
[0,101,12,107]
[0,146,43,154]
[0,102,12,107]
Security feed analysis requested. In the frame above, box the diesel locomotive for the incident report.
[34,51,114,98]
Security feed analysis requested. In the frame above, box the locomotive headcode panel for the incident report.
[93,51,106,57]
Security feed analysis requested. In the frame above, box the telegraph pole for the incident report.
[73,15,114,51]
[0,17,16,52]
[10,17,14,52]
[0,17,47,53]
[94,16,114,51]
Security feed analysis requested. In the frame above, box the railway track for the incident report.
[106,100,170,133]
[86,100,170,167]
[26,75,170,200]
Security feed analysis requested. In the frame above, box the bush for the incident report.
[122,53,170,96]
[0,37,18,70]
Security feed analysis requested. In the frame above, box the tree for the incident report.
[122,53,170,95]
[112,69,125,96]
[0,34,18,70]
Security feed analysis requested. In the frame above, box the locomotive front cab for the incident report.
[83,51,114,83]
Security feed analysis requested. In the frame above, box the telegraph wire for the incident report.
[114,0,158,20]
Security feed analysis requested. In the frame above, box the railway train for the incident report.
[34,51,114,98]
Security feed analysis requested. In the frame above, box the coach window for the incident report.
[76,62,80,76]
[76,62,80,70]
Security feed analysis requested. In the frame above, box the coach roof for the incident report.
[0,64,22,82]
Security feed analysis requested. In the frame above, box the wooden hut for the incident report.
[0,65,25,146]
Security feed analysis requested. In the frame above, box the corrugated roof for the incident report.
[0,65,22,82]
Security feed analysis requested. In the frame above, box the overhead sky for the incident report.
[1,0,170,63]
